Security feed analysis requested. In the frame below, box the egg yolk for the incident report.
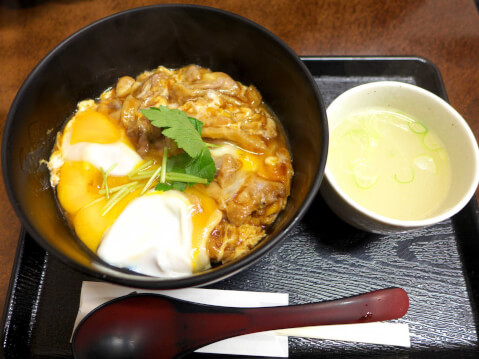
[184,187,222,270]
[57,162,102,214]
[56,160,136,252]
[236,148,285,181]
[186,188,219,244]
[73,188,141,252]
[69,110,122,145]
[237,150,261,172]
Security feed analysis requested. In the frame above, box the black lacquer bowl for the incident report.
[1,4,327,288]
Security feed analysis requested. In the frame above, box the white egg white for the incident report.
[97,190,210,278]
[64,142,142,176]
[48,110,142,185]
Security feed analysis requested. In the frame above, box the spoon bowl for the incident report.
[72,288,409,359]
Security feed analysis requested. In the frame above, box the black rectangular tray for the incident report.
[2,56,479,358]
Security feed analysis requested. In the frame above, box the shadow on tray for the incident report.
[301,193,382,251]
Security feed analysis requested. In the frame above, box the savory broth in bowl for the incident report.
[328,108,451,221]
[47,64,293,278]
[322,81,479,233]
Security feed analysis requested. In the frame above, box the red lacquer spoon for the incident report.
[72,287,409,359]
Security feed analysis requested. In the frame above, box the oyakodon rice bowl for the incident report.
[48,65,294,278]
[2,5,327,288]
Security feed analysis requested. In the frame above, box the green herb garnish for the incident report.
[140,106,216,191]
[101,182,142,216]
[100,164,117,199]
[141,164,163,195]
[99,181,139,195]
[128,159,154,179]
[160,146,168,184]
[140,106,205,158]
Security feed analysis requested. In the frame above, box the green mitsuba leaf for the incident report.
[167,149,216,183]
[155,181,189,192]
[141,106,217,193]
[140,106,205,158]
[155,183,173,192]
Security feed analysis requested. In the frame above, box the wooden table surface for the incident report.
[1,0,478,319]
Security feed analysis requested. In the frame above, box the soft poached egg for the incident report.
[50,107,142,183]
[97,190,214,277]
[49,107,221,277]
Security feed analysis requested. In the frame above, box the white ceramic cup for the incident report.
[320,81,479,233]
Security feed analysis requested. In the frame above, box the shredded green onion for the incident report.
[414,155,437,173]
[101,187,130,216]
[423,132,442,150]
[160,147,168,184]
[100,164,118,199]
[128,159,154,178]
[100,167,110,199]
[106,163,118,174]
[129,172,156,180]
[100,167,107,190]
[394,167,415,183]
[165,172,208,184]
[83,196,105,210]
[352,164,378,189]
[354,174,378,189]
[101,183,141,216]
[141,165,162,195]
[408,121,428,134]
[99,181,139,195]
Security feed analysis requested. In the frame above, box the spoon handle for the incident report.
[239,287,408,334]
[72,287,409,359]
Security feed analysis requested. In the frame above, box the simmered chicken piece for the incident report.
[102,65,281,155]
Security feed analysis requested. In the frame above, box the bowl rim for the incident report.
[324,80,479,229]
[1,4,328,288]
